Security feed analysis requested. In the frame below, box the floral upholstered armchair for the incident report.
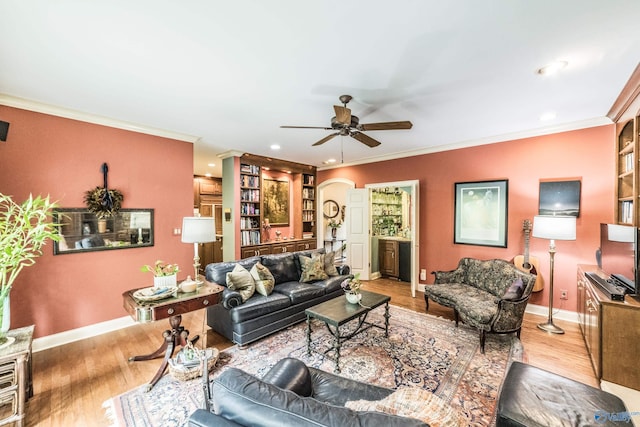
[424,258,536,353]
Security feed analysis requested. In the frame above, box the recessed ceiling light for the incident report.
[540,111,557,121]
[270,144,281,150]
[207,163,215,167]
[536,60,568,76]
[324,158,337,164]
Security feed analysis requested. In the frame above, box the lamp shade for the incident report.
[181,217,216,243]
[532,215,576,241]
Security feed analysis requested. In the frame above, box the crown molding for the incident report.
[0,94,200,143]
[217,150,245,160]
[318,117,612,171]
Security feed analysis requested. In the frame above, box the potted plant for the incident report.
[341,273,362,304]
[328,219,342,239]
[141,260,180,288]
[0,193,60,343]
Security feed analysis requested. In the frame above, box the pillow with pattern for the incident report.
[346,386,465,427]
[323,250,339,276]
[226,264,256,302]
[250,262,275,296]
[503,277,524,300]
[299,254,329,283]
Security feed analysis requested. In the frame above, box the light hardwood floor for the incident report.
[23,278,597,426]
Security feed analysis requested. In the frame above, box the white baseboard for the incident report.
[524,303,579,323]
[32,316,135,352]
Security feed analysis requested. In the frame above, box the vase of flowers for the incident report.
[141,260,179,288]
[341,273,362,304]
[328,219,342,239]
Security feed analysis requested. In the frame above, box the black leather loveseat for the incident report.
[188,358,435,427]
[204,248,351,346]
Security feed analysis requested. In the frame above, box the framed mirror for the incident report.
[323,200,340,219]
[53,208,154,254]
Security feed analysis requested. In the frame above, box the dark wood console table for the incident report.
[122,282,224,390]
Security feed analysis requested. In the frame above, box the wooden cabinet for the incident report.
[611,65,640,225]
[296,240,317,251]
[271,242,296,254]
[193,176,223,264]
[241,244,271,259]
[379,239,399,278]
[240,239,316,258]
[193,176,222,208]
[577,265,640,389]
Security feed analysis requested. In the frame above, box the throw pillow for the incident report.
[503,277,524,300]
[323,250,339,277]
[250,262,275,296]
[346,387,465,427]
[226,264,256,302]
[299,254,329,283]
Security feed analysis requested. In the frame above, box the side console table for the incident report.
[122,282,224,390]
[0,325,34,427]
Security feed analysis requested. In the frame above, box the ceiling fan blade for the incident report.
[359,121,413,131]
[312,132,340,146]
[281,125,333,130]
[351,131,381,147]
[333,105,351,125]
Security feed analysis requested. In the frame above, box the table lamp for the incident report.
[532,215,576,334]
[181,217,216,284]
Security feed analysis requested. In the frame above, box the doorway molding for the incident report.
[365,180,419,297]
[317,178,356,249]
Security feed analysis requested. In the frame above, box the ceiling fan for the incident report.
[280,95,412,147]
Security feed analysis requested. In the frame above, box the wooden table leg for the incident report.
[128,315,197,391]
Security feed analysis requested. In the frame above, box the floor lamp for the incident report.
[532,215,576,334]
[181,217,216,285]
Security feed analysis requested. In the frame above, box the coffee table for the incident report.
[305,290,390,373]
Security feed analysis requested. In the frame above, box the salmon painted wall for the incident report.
[318,125,615,312]
[0,106,195,338]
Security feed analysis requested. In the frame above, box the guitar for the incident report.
[513,219,544,292]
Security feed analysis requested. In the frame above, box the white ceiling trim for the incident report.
[0,94,200,144]
[317,116,612,172]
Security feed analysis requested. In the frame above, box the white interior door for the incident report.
[345,188,370,280]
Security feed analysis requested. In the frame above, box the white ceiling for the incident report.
[1,1,639,177]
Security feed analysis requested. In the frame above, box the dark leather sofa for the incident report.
[204,248,351,346]
[188,358,429,427]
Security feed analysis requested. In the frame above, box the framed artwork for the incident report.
[539,180,581,217]
[263,178,290,225]
[454,180,508,247]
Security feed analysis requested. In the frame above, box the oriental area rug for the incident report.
[104,305,525,427]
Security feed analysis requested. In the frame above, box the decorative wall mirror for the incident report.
[53,208,154,254]
[323,200,340,219]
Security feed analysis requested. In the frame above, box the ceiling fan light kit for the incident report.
[281,95,412,148]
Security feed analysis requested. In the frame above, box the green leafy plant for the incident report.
[341,273,362,293]
[0,193,60,338]
[328,219,342,228]
[141,260,179,277]
[0,193,60,296]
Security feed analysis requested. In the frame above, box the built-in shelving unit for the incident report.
[240,163,261,246]
[302,173,316,238]
[371,188,405,236]
[611,64,640,225]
